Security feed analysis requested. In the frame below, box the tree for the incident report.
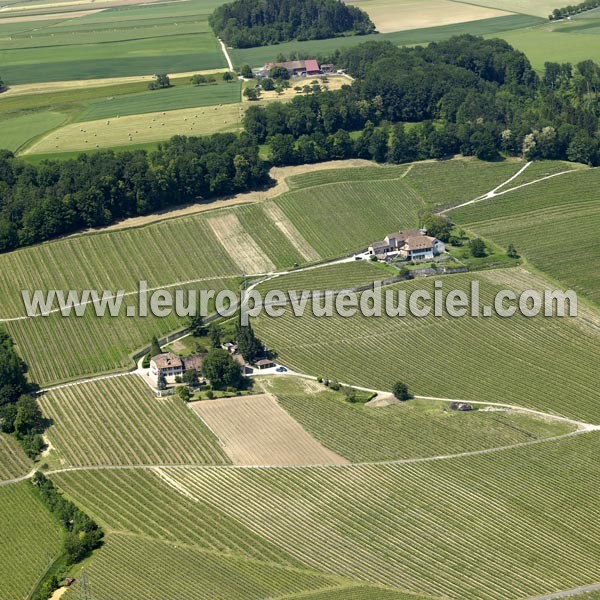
[468,238,487,258]
[13,395,42,437]
[243,87,260,101]
[392,382,411,401]
[182,369,200,386]
[191,74,207,86]
[188,315,207,337]
[149,335,162,358]
[176,386,191,402]
[422,213,453,242]
[261,77,275,91]
[269,66,290,80]
[157,373,167,391]
[208,323,222,348]
[235,322,265,363]
[240,64,253,78]
[223,71,234,82]
[507,244,520,259]
[201,348,242,389]
[148,73,170,90]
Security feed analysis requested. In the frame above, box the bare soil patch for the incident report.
[190,394,349,465]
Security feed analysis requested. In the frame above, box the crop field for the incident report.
[38,375,228,467]
[0,0,227,84]
[495,20,600,70]
[0,481,63,600]
[158,431,600,600]
[0,433,32,481]
[259,377,575,462]
[230,14,543,68]
[1,109,67,152]
[455,0,577,18]
[346,0,511,33]
[25,102,245,154]
[63,533,349,600]
[190,394,348,465]
[52,468,299,565]
[254,269,600,423]
[78,80,241,122]
[452,168,600,306]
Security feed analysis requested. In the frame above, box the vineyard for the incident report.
[259,377,575,462]
[157,431,600,600]
[63,533,348,600]
[254,269,600,423]
[38,375,228,467]
[0,433,32,481]
[0,481,63,600]
[52,468,298,566]
[452,168,600,306]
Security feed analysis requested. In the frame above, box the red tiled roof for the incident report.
[304,59,319,72]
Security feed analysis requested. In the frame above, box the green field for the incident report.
[452,168,600,306]
[254,269,600,423]
[78,80,241,121]
[38,375,228,467]
[1,110,67,152]
[0,433,32,481]
[259,376,575,462]
[0,481,63,600]
[230,14,543,67]
[156,431,600,600]
[0,0,227,84]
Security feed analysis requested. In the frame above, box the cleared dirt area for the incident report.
[263,202,320,262]
[348,0,512,33]
[243,74,349,103]
[190,394,349,465]
[24,103,244,154]
[208,212,276,274]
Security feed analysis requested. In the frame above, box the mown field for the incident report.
[0,481,63,600]
[452,168,600,306]
[0,433,32,481]
[2,110,67,152]
[259,376,575,462]
[38,375,228,467]
[254,269,600,423]
[0,158,571,384]
[156,431,600,600]
[0,0,227,84]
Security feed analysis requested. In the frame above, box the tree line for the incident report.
[0,133,269,253]
[244,36,600,166]
[209,0,375,48]
[549,0,600,19]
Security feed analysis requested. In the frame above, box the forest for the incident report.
[209,0,375,48]
[244,37,600,167]
[0,133,269,253]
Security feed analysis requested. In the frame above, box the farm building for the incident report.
[255,358,276,370]
[369,229,445,261]
[149,352,205,383]
[260,59,321,78]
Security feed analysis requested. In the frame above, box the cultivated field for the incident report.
[2,110,66,152]
[0,433,32,481]
[254,269,600,423]
[25,102,245,154]
[258,376,575,462]
[0,481,63,600]
[158,431,600,600]
[0,0,227,84]
[53,468,298,565]
[347,0,511,33]
[38,375,228,467]
[190,394,349,465]
[452,168,600,306]
[63,533,349,600]
[455,0,575,18]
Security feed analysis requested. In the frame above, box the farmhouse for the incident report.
[260,59,321,78]
[369,229,445,261]
[149,352,205,383]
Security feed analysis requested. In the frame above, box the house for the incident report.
[149,352,205,383]
[255,358,275,370]
[369,229,445,261]
[262,59,320,78]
